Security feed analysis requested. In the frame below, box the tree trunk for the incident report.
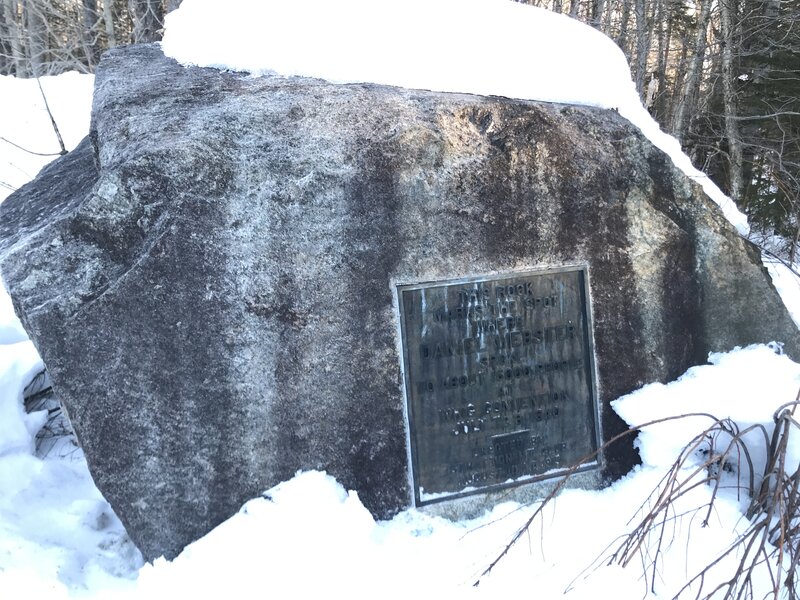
[633,0,651,97]
[790,214,800,265]
[667,31,690,125]
[784,186,800,267]
[82,0,99,67]
[128,0,163,43]
[0,1,10,74]
[0,4,7,74]
[591,0,604,29]
[653,0,673,122]
[23,0,46,76]
[720,0,744,201]
[102,0,116,48]
[672,0,712,141]
[616,0,631,62]
[3,0,23,76]
[602,0,613,35]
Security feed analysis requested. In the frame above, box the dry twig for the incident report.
[475,394,800,600]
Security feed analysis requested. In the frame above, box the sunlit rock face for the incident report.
[1,44,796,561]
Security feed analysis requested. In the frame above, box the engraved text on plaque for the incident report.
[397,267,600,505]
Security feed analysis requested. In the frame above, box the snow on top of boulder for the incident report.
[161,0,749,235]
[163,0,625,107]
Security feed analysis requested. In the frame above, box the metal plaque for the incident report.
[397,267,600,505]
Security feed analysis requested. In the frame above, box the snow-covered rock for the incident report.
[161,0,749,236]
[1,43,796,562]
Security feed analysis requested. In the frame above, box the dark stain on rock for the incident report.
[2,43,798,563]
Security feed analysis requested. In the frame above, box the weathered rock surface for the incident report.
[2,44,798,561]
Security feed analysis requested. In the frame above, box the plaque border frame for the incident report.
[395,264,602,507]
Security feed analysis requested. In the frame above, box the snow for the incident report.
[0,72,94,204]
[161,0,750,236]
[0,336,142,597]
[0,286,142,597]
[0,341,45,456]
[764,255,800,331]
[612,343,800,474]
[2,0,800,597]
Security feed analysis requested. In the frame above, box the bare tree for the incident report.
[0,0,190,75]
[128,0,162,43]
[719,0,745,202]
[81,0,99,67]
[2,0,24,76]
[616,0,632,54]
[632,0,653,97]
[590,0,604,29]
[23,0,47,76]
[672,0,713,141]
[102,0,116,48]
[651,0,669,116]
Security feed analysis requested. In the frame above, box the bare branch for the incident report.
[0,134,63,156]
[35,75,66,155]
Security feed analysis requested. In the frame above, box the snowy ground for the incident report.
[1,1,799,598]
[2,324,799,599]
[0,73,93,204]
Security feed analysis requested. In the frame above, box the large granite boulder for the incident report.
[2,44,797,561]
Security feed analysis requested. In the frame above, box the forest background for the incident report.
[0,0,797,260]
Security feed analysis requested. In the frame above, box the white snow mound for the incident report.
[161,0,749,235]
